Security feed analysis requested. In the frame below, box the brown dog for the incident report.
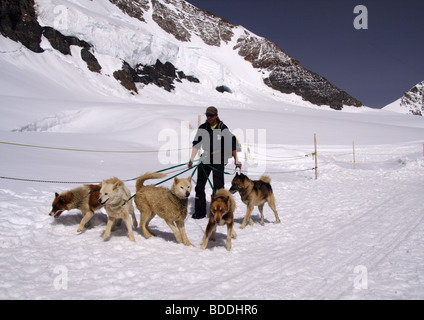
[229,173,280,229]
[201,189,237,251]
[49,184,102,232]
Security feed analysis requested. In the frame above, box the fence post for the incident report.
[314,133,318,180]
[353,141,356,169]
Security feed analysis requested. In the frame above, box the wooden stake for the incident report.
[314,133,318,180]
[353,141,356,169]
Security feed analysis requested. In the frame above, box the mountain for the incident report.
[0,0,362,109]
[384,81,424,116]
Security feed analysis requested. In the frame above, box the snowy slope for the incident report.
[2,31,424,300]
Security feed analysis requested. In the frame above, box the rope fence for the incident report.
[1,136,423,185]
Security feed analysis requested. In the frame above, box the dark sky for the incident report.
[186,0,423,108]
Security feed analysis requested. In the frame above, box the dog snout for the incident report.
[186,191,190,197]
[215,217,220,223]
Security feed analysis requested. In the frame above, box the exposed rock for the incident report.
[136,59,200,92]
[216,85,232,94]
[0,0,43,53]
[149,0,234,46]
[109,0,150,22]
[113,61,138,93]
[235,32,362,109]
[400,81,424,116]
[81,47,102,74]
[42,26,90,55]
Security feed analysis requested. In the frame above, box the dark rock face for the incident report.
[264,66,362,109]
[150,0,234,46]
[400,81,424,116]
[137,60,178,92]
[0,0,43,53]
[42,27,90,54]
[1,0,102,74]
[114,61,139,93]
[216,85,232,94]
[118,59,200,93]
[109,0,149,22]
[80,48,102,74]
[235,32,362,109]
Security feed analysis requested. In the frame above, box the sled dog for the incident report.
[99,177,137,242]
[229,172,280,229]
[135,173,193,246]
[201,189,237,251]
[49,184,103,232]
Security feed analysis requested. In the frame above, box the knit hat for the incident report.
[205,106,218,115]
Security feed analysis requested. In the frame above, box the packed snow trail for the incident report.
[0,144,423,299]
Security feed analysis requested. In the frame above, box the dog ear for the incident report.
[211,194,216,201]
[113,181,120,191]
[55,192,59,198]
[223,196,229,203]
[187,175,192,182]
[174,177,180,184]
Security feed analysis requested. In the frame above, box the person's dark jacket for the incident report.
[192,119,237,165]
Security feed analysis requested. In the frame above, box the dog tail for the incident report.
[136,172,166,192]
[259,176,271,184]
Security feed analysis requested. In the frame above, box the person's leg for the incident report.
[212,164,225,192]
[193,163,212,219]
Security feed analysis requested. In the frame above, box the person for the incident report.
[188,106,242,219]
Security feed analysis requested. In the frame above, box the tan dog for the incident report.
[201,189,237,251]
[229,173,280,229]
[99,177,137,242]
[135,172,193,246]
[49,184,103,232]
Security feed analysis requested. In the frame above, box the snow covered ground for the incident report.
[1,33,424,300]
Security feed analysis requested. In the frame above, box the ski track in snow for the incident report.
[0,146,423,300]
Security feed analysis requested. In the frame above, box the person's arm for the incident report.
[188,147,199,168]
[233,150,242,169]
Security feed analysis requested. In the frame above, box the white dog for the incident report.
[99,177,137,242]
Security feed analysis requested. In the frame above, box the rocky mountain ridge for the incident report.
[1,0,362,109]
[400,81,424,116]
